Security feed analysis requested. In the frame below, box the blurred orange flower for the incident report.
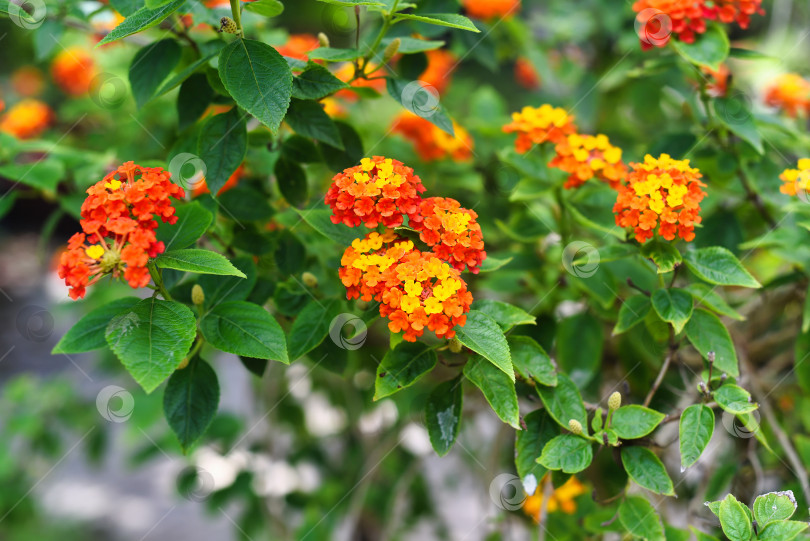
[522,476,586,520]
[418,49,456,95]
[51,47,96,96]
[764,73,810,118]
[515,57,541,90]
[632,0,706,48]
[703,64,730,97]
[192,164,245,197]
[276,34,320,61]
[463,0,520,20]
[0,99,53,139]
[392,112,473,162]
[11,66,45,97]
[503,104,577,153]
[550,133,627,189]
[779,159,810,198]
[710,0,764,29]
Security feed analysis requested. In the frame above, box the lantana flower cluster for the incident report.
[58,162,185,299]
[779,159,810,198]
[328,156,485,342]
[0,99,53,139]
[51,47,97,96]
[392,112,474,163]
[764,73,810,118]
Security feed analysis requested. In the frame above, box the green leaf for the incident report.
[275,156,309,208]
[515,410,557,493]
[713,384,757,414]
[243,0,284,17]
[218,39,293,133]
[611,405,665,440]
[683,247,761,288]
[0,160,64,192]
[316,0,383,6]
[671,23,730,71]
[537,435,593,474]
[536,374,588,434]
[685,308,739,376]
[374,341,437,400]
[555,312,603,386]
[288,299,343,362]
[690,527,721,541]
[685,283,744,321]
[508,336,556,387]
[619,496,666,541]
[284,98,344,149]
[105,298,197,393]
[679,404,714,469]
[52,297,140,354]
[463,355,520,429]
[156,201,213,251]
[129,38,181,108]
[425,377,463,456]
[155,249,246,277]
[753,491,797,526]
[386,77,455,136]
[163,358,220,451]
[307,47,362,61]
[621,447,675,496]
[394,12,480,32]
[178,73,214,131]
[478,256,512,273]
[292,62,348,100]
[757,521,807,541]
[718,493,753,541]
[197,108,247,195]
[218,187,274,221]
[98,0,186,46]
[200,301,288,362]
[471,299,535,331]
[155,51,219,97]
[197,256,256,308]
[729,47,775,60]
[292,203,364,246]
[320,120,364,171]
[715,96,763,154]
[614,295,651,335]
[651,288,693,334]
[454,310,513,382]
[381,37,445,54]
[641,239,682,274]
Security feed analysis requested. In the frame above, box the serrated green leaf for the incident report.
[243,0,284,17]
[652,288,693,334]
[471,299,535,331]
[612,405,665,440]
[718,493,753,541]
[683,247,761,288]
[284,98,343,149]
[155,249,246,277]
[52,297,140,354]
[621,446,675,495]
[753,491,797,527]
[463,355,520,429]
[536,374,588,434]
[454,310,513,381]
[155,51,219,97]
[291,62,348,99]
[641,239,682,274]
[386,77,455,136]
[156,201,213,251]
[381,37,445,54]
[394,12,480,32]
[287,299,343,362]
[307,47,362,61]
[163,358,219,451]
[537,434,592,473]
[197,108,247,195]
[679,404,714,469]
[374,341,437,400]
[129,38,181,108]
[98,0,186,46]
[757,520,807,541]
[200,301,288,362]
[508,336,556,387]
[197,256,256,308]
[685,283,744,321]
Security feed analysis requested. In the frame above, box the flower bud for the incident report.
[608,391,621,411]
[382,38,400,64]
[318,32,330,48]
[219,16,238,34]
[302,271,318,288]
[191,284,205,306]
[568,419,583,435]
[449,336,462,353]
[177,357,190,370]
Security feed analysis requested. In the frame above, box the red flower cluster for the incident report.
[325,156,426,228]
[412,197,486,274]
[58,162,185,299]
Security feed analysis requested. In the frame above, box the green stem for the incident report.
[229,0,243,36]
[187,336,204,360]
[359,0,399,75]
[148,262,173,301]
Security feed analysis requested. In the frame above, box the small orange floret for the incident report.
[764,73,810,118]
[503,104,576,153]
[462,0,520,20]
[550,133,627,189]
[276,34,320,61]
[0,99,53,139]
[418,49,457,95]
[11,66,45,97]
[392,112,474,163]
[412,197,486,273]
[779,159,810,198]
[632,0,707,48]
[51,47,97,96]
[707,0,765,29]
[613,154,706,243]
[515,57,541,90]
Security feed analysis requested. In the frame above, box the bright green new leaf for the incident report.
[454,310,514,381]
[97,0,186,46]
[679,404,714,469]
[713,384,757,414]
[471,299,535,331]
[155,249,247,277]
[611,405,665,440]
[684,308,739,376]
[536,374,588,434]
[537,434,593,474]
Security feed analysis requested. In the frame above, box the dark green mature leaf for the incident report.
[715,96,763,154]
[652,288,693,334]
[714,384,757,414]
[685,283,744,321]
[455,310,513,381]
[320,121,364,171]
[164,358,220,451]
[611,405,665,440]
[394,12,480,32]
[374,341,437,400]
[0,160,64,192]
[613,295,651,335]
[201,301,288,362]
[753,491,797,527]
[53,297,140,354]
[537,435,593,473]
[284,99,344,149]
[621,447,675,495]
[129,39,181,107]
[198,256,256,308]
[425,377,463,456]
[471,299,535,331]
[679,404,714,469]
[386,78,455,136]
[292,62,348,99]
[555,312,603,386]
[156,51,220,97]
[275,156,309,207]
[515,410,557,493]
[683,247,761,288]
[155,249,246,277]
[288,299,343,362]
[619,496,666,541]
[156,201,213,250]
[536,374,588,434]
[671,23,729,70]
[98,0,185,45]
[508,336,556,387]
[178,73,214,131]
[218,39,293,133]
[463,355,520,429]
[106,298,197,393]
[243,0,284,17]
[292,203,364,245]
[197,108,247,196]
[685,308,739,376]
[218,187,274,221]
[758,521,808,541]
[718,493,753,541]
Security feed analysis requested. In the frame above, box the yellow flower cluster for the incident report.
[347,231,410,276]
[398,258,463,315]
[779,159,810,197]
[633,173,690,213]
[351,158,406,192]
[502,104,576,152]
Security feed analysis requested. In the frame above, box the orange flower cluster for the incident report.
[51,47,96,96]
[613,154,706,243]
[522,476,586,520]
[58,162,185,299]
[550,133,627,189]
[0,99,53,139]
[462,0,520,20]
[412,197,486,273]
[392,112,473,162]
[325,156,426,228]
[764,73,810,118]
[502,104,576,153]
[276,34,320,61]
[11,67,45,97]
[710,0,764,29]
[515,57,541,90]
[418,49,456,95]
[779,159,810,198]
